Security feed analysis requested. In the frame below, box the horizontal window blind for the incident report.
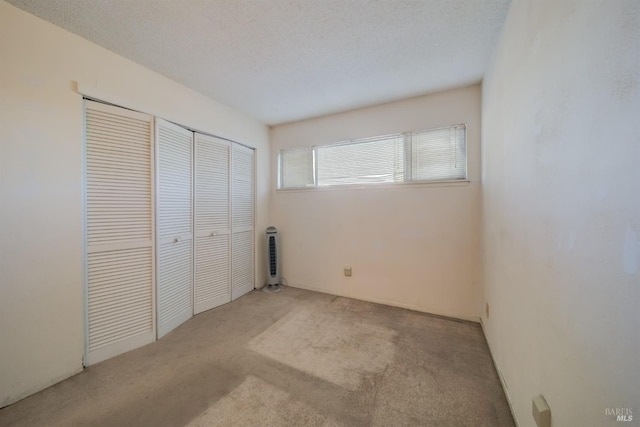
[279,147,314,188]
[317,135,404,186]
[278,124,466,189]
[409,125,466,182]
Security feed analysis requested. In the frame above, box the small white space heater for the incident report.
[265,226,281,292]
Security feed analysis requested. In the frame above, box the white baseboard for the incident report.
[479,318,520,426]
[285,281,481,323]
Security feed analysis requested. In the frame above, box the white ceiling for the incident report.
[7,0,511,125]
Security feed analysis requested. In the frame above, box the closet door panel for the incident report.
[194,234,230,313]
[194,133,231,313]
[84,100,155,366]
[231,230,253,299]
[231,145,254,300]
[157,239,192,337]
[156,119,193,338]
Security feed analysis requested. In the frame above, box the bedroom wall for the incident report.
[270,85,482,321]
[0,1,269,406]
[481,0,640,425]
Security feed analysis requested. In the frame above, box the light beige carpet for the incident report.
[187,375,340,427]
[248,306,396,391]
[0,287,514,427]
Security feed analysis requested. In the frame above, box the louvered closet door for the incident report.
[231,144,255,300]
[194,133,231,314]
[156,119,193,338]
[84,101,155,366]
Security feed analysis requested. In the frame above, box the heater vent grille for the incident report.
[265,227,280,286]
[268,236,277,277]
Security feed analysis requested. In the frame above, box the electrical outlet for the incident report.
[532,395,551,427]
[344,267,352,277]
[485,302,490,318]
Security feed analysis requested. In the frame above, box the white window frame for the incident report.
[277,124,468,190]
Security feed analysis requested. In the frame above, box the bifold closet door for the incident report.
[231,144,255,300]
[84,100,155,366]
[156,119,193,338]
[193,133,231,313]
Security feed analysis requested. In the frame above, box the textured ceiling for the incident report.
[7,0,511,125]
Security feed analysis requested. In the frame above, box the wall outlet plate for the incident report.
[532,394,551,427]
[344,267,352,277]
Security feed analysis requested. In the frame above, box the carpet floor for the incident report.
[0,287,514,426]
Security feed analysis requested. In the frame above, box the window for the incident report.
[279,147,314,188]
[278,124,466,189]
[317,135,404,186]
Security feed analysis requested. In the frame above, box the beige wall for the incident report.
[0,1,269,406]
[482,0,640,425]
[270,85,482,320]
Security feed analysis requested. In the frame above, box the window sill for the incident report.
[276,179,471,192]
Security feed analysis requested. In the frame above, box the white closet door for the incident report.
[231,144,255,300]
[84,100,155,366]
[194,133,231,313]
[156,119,193,338]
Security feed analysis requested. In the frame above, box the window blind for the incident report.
[317,135,404,186]
[409,125,466,182]
[278,124,466,189]
[279,147,314,188]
